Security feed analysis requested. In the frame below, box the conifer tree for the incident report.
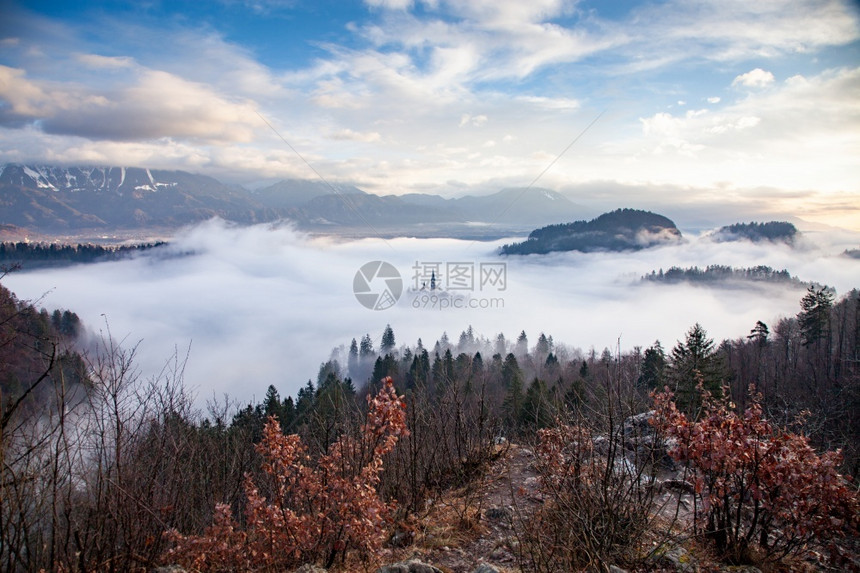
[359,334,375,358]
[522,377,554,429]
[747,320,770,347]
[381,324,396,354]
[348,338,359,376]
[798,286,834,346]
[667,323,726,415]
[638,341,665,388]
[516,330,528,355]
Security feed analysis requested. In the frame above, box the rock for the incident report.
[593,434,611,455]
[390,527,415,547]
[662,478,696,495]
[650,544,699,572]
[472,564,501,573]
[376,558,444,573]
[291,566,327,573]
[485,506,512,521]
[623,410,655,437]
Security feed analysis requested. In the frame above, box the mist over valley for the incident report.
[4,216,857,405]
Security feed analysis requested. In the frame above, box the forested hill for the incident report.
[0,241,167,270]
[0,281,87,411]
[641,265,813,288]
[711,221,798,243]
[500,208,682,255]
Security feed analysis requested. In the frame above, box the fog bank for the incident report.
[5,219,858,405]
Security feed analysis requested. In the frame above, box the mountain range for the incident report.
[0,164,584,238]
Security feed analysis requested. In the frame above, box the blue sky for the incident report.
[1,0,859,229]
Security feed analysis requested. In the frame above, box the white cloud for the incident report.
[0,65,56,119]
[458,113,488,127]
[706,116,760,134]
[707,96,721,104]
[733,68,775,88]
[0,64,264,142]
[626,66,860,206]
[633,0,860,62]
[76,53,136,69]
[365,0,414,10]
[517,95,580,110]
[329,128,382,142]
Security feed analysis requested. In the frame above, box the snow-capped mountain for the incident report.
[2,165,192,195]
[0,164,272,231]
[0,164,586,236]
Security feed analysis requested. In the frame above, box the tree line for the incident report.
[0,240,167,270]
[641,264,810,287]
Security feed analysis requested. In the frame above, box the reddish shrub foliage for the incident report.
[651,385,860,564]
[517,420,657,570]
[163,377,408,571]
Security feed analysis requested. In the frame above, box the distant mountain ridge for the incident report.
[501,208,682,254]
[0,164,271,231]
[0,164,584,236]
[2,165,177,194]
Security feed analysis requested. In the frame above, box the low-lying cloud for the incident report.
[4,219,859,407]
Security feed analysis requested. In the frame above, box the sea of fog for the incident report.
[5,219,859,407]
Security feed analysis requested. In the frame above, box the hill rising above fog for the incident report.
[0,164,584,237]
[500,208,682,254]
[710,221,798,244]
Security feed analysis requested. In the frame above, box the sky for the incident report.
[5,221,859,405]
[1,0,859,229]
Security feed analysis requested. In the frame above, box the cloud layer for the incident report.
[5,221,858,406]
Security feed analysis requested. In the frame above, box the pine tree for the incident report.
[348,338,359,377]
[494,333,507,356]
[381,324,396,354]
[374,355,400,388]
[263,385,283,422]
[798,286,834,346]
[516,330,528,356]
[668,324,726,415]
[502,353,524,430]
[359,334,375,358]
[458,327,474,352]
[522,377,554,429]
[536,333,551,356]
[472,351,484,375]
[638,341,665,388]
[748,320,770,347]
[295,380,316,421]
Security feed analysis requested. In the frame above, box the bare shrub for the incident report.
[514,354,661,571]
[164,376,408,571]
